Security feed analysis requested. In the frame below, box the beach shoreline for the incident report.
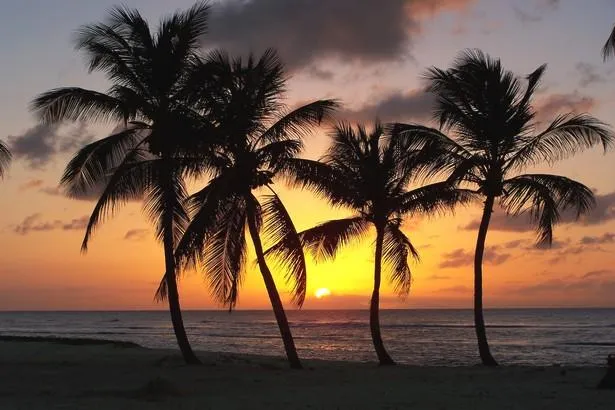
[0,336,613,409]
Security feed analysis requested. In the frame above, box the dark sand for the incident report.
[0,337,613,409]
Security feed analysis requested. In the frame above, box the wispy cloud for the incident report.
[14,214,88,235]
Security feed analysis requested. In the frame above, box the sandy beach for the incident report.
[0,337,613,409]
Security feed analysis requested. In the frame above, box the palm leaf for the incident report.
[501,174,595,245]
[288,216,370,262]
[505,114,614,172]
[261,191,307,307]
[602,24,615,61]
[0,141,11,178]
[382,224,418,297]
[30,87,128,124]
[397,181,477,217]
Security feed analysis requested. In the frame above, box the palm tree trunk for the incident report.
[474,194,498,366]
[161,167,200,365]
[370,224,395,366]
[246,208,302,369]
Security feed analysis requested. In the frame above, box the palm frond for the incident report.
[60,126,147,198]
[80,150,152,252]
[0,141,11,178]
[202,196,248,309]
[277,158,355,208]
[30,87,128,124]
[501,174,595,245]
[397,181,477,217]
[505,114,614,172]
[283,216,370,262]
[142,165,191,247]
[602,24,615,61]
[261,191,307,307]
[382,224,418,297]
[257,99,339,146]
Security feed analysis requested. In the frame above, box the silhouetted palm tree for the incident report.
[0,141,10,178]
[602,24,615,60]
[412,50,614,366]
[30,2,213,365]
[172,49,338,369]
[269,121,474,365]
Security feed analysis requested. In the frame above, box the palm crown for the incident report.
[274,122,473,294]
[30,2,212,250]
[173,49,338,309]
[425,50,613,244]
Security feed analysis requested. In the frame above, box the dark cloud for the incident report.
[205,0,475,70]
[580,233,615,245]
[535,93,597,123]
[14,214,88,235]
[339,90,434,123]
[462,192,615,233]
[18,179,44,191]
[511,273,615,298]
[438,247,511,269]
[305,66,335,81]
[575,62,607,87]
[124,229,149,241]
[7,123,94,169]
[513,0,560,23]
[40,185,104,202]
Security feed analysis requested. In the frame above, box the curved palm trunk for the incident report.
[246,208,302,369]
[371,224,395,366]
[161,166,200,365]
[473,195,498,366]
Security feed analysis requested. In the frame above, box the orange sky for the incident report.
[0,0,614,310]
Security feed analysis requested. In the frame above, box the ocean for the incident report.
[1,309,614,366]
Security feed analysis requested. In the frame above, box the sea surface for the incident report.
[1,309,614,366]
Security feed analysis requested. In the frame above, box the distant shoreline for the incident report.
[1,306,615,313]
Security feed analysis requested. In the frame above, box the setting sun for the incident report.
[314,288,332,299]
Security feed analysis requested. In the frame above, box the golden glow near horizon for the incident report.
[314,288,332,299]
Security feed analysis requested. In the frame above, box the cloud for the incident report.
[427,274,451,280]
[18,179,44,191]
[513,0,560,23]
[582,270,613,279]
[124,229,149,241]
[7,123,94,169]
[39,185,105,202]
[438,247,511,269]
[339,90,435,123]
[575,62,607,87]
[437,285,472,293]
[14,214,88,235]
[580,233,615,245]
[205,0,475,70]
[535,93,597,123]
[462,192,615,233]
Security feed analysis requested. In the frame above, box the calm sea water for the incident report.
[1,309,614,366]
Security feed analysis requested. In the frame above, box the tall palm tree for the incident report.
[405,49,613,366]
[269,121,474,365]
[172,49,338,369]
[29,2,214,364]
[602,24,615,60]
[0,141,10,178]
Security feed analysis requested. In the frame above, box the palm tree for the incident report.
[269,121,474,365]
[172,49,338,370]
[29,2,214,365]
[407,49,613,366]
[0,141,10,178]
[602,24,615,60]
